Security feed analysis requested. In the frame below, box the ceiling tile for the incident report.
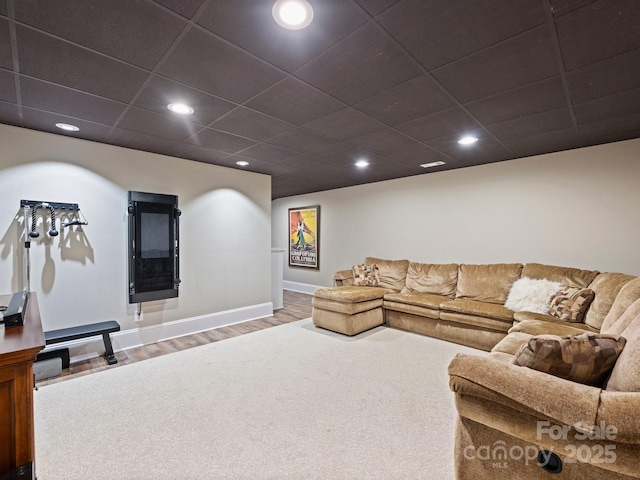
[20,76,126,125]
[355,74,456,125]
[266,128,337,153]
[504,128,580,157]
[211,107,294,142]
[107,127,179,155]
[573,88,640,125]
[432,26,558,103]
[21,107,112,140]
[579,112,640,146]
[224,155,297,177]
[186,127,257,154]
[0,69,16,103]
[347,127,413,153]
[0,100,20,125]
[153,0,205,19]
[295,23,423,104]
[345,159,419,184]
[245,77,345,125]
[0,0,638,201]
[300,142,377,168]
[197,0,368,72]
[464,77,567,125]
[134,75,235,126]
[554,0,640,71]
[434,138,515,166]
[354,0,402,16]
[171,143,230,164]
[424,131,500,153]
[377,142,445,166]
[15,25,148,103]
[549,0,597,17]
[396,107,483,141]
[377,0,546,70]
[15,0,188,70]
[567,49,640,104]
[234,142,298,163]
[1,20,13,69]
[116,106,202,142]
[304,108,385,140]
[487,108,574,141]
[159,28,285,103]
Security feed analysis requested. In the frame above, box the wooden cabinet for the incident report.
[0,293,44,475]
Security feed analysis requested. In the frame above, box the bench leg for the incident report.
[101,332,118,365]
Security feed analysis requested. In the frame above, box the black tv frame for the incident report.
[127,191,180,304]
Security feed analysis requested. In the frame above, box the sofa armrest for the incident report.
[596,391,640,444]
[333,269,354,286]
[448,353,601,432]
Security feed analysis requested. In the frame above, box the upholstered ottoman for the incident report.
[312,286,389,336]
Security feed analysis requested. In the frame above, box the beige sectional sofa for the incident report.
[312,257,640,479]
[315,257,625,351]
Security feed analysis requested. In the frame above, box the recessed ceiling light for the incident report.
[236,160,250,167]
[272,0,314,30]
[167,103,194,115]
[457,135,478,145]
[355,160,369,168]
[55,123,80,132]
[420,161,446,168]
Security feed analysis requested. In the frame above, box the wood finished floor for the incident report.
[36,290,312,388]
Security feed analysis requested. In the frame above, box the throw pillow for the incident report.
[549,286,595,323]
[352,264,380,287]
[512,332,626,386]
[504,277,564,314]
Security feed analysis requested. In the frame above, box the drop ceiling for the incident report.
[1,0,639,199]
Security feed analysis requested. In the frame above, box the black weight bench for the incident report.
[44,321,121,365]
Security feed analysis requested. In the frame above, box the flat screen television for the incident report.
[128,191,180,303]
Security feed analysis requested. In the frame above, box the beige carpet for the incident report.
[35,319,482,480]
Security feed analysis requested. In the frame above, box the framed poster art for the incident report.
[288,205,320,269]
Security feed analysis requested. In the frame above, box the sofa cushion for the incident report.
[604,297,640,336]
[504,277,563,313]
[352,264,380,287]
[440,298,514,321]
[401,262,458,297]
[583,272,636,331]
[509,319,594,337]
[491,331,534,356]
[364,257,409,291]
[313,286,390,303]
[511,332,626,386]
[521,263,599,288]
[606,300,640,392]
[455,263,523,304]
[548,286,595,323]
[384,291,448,310]
[601,276,640,332]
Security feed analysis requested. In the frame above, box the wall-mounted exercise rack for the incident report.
[20,199,88,291]
[20,199,88,235]
[20,200,80,211]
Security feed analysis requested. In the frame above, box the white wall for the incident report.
[0,124,272,355]
[273,138,640,288]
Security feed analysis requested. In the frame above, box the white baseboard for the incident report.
[41,302,274,364]
[283,280,323,295]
